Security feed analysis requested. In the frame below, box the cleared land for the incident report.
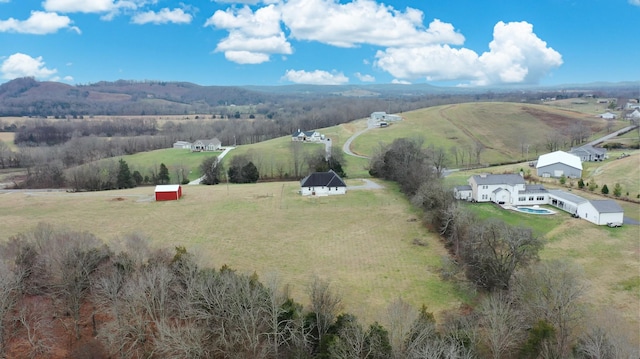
[0,182,466,324]
[350,102,614,164]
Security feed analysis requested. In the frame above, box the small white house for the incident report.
[598,112,617,120]
[300,170,346,196]
[292,129,324,142]
[191,138,222,152]
[579,200,624,225]
[536,151,583,178]
[453,185,472,201]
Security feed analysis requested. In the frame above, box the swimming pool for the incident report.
[515,206,555,215]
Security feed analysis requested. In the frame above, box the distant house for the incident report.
[536,151,582,178]
[155,184,182,201]
[173,140,192,149]
[370,112,402,122]
[598,112,617,120]
[292,129,324,142]
[569,145,607,162]
[191,138,222,152]
[455,176,625,226]
[625,109,640,120]
[300,170,346,196]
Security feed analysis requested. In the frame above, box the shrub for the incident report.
[601,184,609,195]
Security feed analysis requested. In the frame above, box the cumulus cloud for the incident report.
[0,11,80,34]
[375,21,562,86]
[43,0,116,13]
[282,69,349,85]
[0,53,58,80]
[391,79,411,84]
[205,4,292,64]
[132,8,193,25]
[355,72,375,82]
[280,0,464,47]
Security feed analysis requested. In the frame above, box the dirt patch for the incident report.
[111,197,126,201]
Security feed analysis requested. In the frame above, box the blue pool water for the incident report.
[515,206,554,215]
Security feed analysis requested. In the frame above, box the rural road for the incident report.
[189,146,235,185]
[585,125,638,147]
[342,117,378,159]
[347,179,384,190]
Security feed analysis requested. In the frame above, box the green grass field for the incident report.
[350,102,612,165]
[0,182,469,323]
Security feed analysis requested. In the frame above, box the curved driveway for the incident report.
[342,117,377,159]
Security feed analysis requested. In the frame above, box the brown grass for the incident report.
[0,183,464,324]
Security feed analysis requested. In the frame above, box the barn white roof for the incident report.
[536,151,582,170]
[155,184,181,192]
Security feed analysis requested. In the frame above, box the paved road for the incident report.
[585,125,638,146]
[189,146,235,185]
[342,117,378,159]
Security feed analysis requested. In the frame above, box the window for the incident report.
[519,196,526,201]
[529,196,534,201]
[537,196,545,201]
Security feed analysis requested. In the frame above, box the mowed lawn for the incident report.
[0,182,465,324]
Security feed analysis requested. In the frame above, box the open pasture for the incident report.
[0,182,466,323]
[350,102,611,164]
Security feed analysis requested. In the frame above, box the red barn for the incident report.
[155,184,182,201]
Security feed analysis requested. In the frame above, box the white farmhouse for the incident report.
[191,138,222,152]
[459,174,549,206]
[300,170,346,196]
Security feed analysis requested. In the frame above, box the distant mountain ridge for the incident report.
[1,77,638,117]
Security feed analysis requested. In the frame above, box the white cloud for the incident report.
[0,0,10,3]
[132,8,193,25]
[0,53,58,80]
[475,21,562,85]
[355,72,375,82]
[282,69,349,85]
[43,0,116,13]
[205,4,291,64]
[280,0,464,47]
[375,21,562,86]
[391,79,411,84]
[0,11,80,34]
[629,0,640,6]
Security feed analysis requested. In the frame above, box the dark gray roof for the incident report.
[472,174,525,186]
[570,145,606,156]
[589,200,623,213]
[300,170,346,187]
[520,184,548,194]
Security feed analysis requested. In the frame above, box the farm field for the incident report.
[349,102,615,164]
[0,181,468,324]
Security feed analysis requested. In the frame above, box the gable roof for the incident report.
[195,138,221,146]
[589,200,623,213]
[570,145,606,157]
[536,151,582,170]
[292,129,318,137]
[155,184,181,192]
[300,170,346,187]
[471,174,525,186]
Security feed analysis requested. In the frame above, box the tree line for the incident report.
[367,137,638,358]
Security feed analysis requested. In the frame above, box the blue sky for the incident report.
[1,0,639,87]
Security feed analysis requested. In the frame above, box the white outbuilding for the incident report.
[536,151,583,178]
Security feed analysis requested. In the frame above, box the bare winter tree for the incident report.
[576,308,639,359]
[513,260,587,359]
[308,276,343,345]
[0,261,21,357]
[477,292,525,359]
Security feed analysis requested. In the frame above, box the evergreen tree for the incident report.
[613,183,622,197]
[132,170,143,185]
[158,163,170,184]
[601,184,609,195]
[240,161,259,183]
[117,159,135,188]
[577,178,585,189]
